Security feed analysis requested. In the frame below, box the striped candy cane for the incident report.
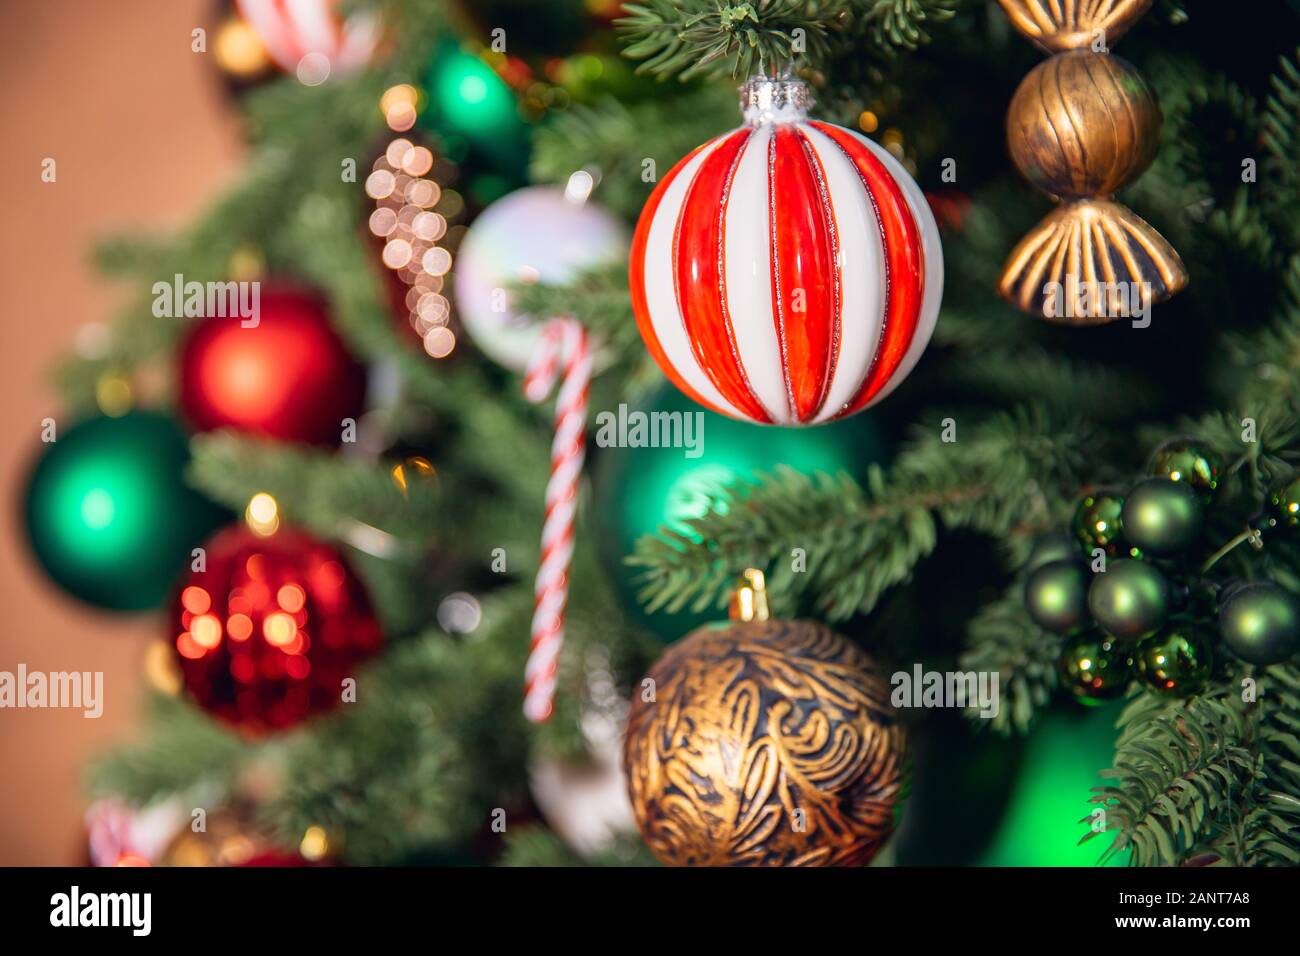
[235,0,379,76]
[522,318,591,723]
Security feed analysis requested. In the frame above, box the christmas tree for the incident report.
[32,0,1300,868]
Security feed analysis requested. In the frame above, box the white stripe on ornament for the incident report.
[800,123,889,424]
[721,125,787,423]
[644,140,744,418]
[849,130,944,406]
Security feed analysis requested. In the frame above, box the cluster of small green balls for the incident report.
[1023,439,1300,702]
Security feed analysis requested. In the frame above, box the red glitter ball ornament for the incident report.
[178,285,367,446]
[171,524,382,733]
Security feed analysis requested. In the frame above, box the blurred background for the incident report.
[0,0,240,864]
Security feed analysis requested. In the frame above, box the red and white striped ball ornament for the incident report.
[630,77,943,425]
[235,0,379,80]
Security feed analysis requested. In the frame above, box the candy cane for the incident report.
[522,318,591,722]
[235,0,378,75]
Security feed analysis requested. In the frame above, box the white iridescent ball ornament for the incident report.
[630,76,943,425]
[454,183,630,372]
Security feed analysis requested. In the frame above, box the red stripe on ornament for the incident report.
[809,122,924,416]
[628,141,732,417]
[769,126,837,422]
[672,128,770,423]
[796,127,844,420]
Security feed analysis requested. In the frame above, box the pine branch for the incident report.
[948,347,1156,421]
[497,827,659,866]
[261,587,536,864]
[1238,664,1300,865]
[529,89,735,221]
[187,433,445,546]
[629,405,1095,621]
[510,262,663,401]
[616,0,957,81]
[1086,691,1261,866]
[852,0,960,54]
[86,695,252,807]
[618,0,838,80]
[958,593,1059,735]
[1262,48,1300,205]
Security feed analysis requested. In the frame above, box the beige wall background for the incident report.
[0,0,242,864]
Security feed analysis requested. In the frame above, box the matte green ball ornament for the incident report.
[1134,626,1213,697]
[1219,582,1300,665]
[1121,478,1204,557]
[22,412,229,611]
[1026,533,1082,573]
[1072,490,1126,556]
[1058,632,1132,702]
[1024,560,1090,634]
[1267,476,1300,530]
[1087,559,1170,640]
[1147,438,1218,502]
[594,383,888,641]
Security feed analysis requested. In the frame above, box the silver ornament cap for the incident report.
[740,75,813,125]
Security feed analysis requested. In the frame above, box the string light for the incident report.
[381,84,421,131]
[213,17,271,79]
[95,375,133,418]
[245,492,280,537]
[564,169,595,204]
[299,825,331,861]
[390,456,436,495]
[368,91,460,358]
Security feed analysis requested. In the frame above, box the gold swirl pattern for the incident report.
[624,618,905,867]
[998,0,1153,53]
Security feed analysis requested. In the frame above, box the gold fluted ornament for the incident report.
[623,570,905,867]
[998,0,1186,320]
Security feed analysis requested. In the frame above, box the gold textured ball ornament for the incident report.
[624,617,905,867]
[1007,51,1160,199]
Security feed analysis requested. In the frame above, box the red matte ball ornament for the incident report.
[179,286,367,446]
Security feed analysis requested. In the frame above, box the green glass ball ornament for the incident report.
[1147,438,1218,502]
[1024,560,1091,634]
[1087,559,1170,640]
[1026,533,1082,573]
[421,39,531,196]
[593,383,888,641]
[1072,490,1126,556]
[1218,582,1300,665]
[22,412,229,611]
[1134,626,1214,697]
[1267,476,1300,531]
[1121,478,1204,557]
[1058,632,1132,703]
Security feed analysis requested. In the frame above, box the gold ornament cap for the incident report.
[729,568,771,622]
